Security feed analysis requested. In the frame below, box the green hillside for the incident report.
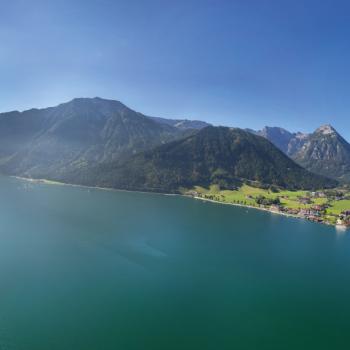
[78,126,337,192]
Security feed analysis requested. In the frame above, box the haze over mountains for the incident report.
[149,116,210,130]
[0,98,195,179]
[0,97,342,192]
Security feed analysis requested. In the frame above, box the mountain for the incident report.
[293,125,350,182]
[149,116,211,130]
[252,126,308,156]
[286,132,310,156]
[76,126,336,192]
[253,124,350,182]
[0,97,191,178]
[256,127,294,154]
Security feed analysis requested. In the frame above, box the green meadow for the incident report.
[190,184,350,217]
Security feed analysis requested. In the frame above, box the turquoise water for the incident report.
[1,175,350,349]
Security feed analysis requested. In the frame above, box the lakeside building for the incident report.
[298,197,312,205]
[299,208,323,218]
[270,204,282,212]
[311,191,326,198]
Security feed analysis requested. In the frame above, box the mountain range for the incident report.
[0,98,199,179]
[148,116,210,130]
[253,125,350,182]
[0,97,341,192]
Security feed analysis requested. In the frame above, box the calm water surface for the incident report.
[1,175,350,349]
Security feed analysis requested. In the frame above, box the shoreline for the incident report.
[11,175,181,196]
[11,175,349,231]
[191,195,330,225]
[192,195,350,230]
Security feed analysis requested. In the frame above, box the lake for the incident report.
[0,175,350,349]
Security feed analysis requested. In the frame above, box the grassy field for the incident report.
[327,200,350,215]
[191,184,349,217]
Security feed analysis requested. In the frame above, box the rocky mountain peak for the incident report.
[315,124,337,136]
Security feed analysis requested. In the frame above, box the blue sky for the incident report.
[1,0,350,138]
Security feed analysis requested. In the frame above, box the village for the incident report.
[185,185,350,228]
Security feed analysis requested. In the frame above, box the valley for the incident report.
[1,97,350,228]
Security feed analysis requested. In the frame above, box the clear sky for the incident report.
[1,0,350,138]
